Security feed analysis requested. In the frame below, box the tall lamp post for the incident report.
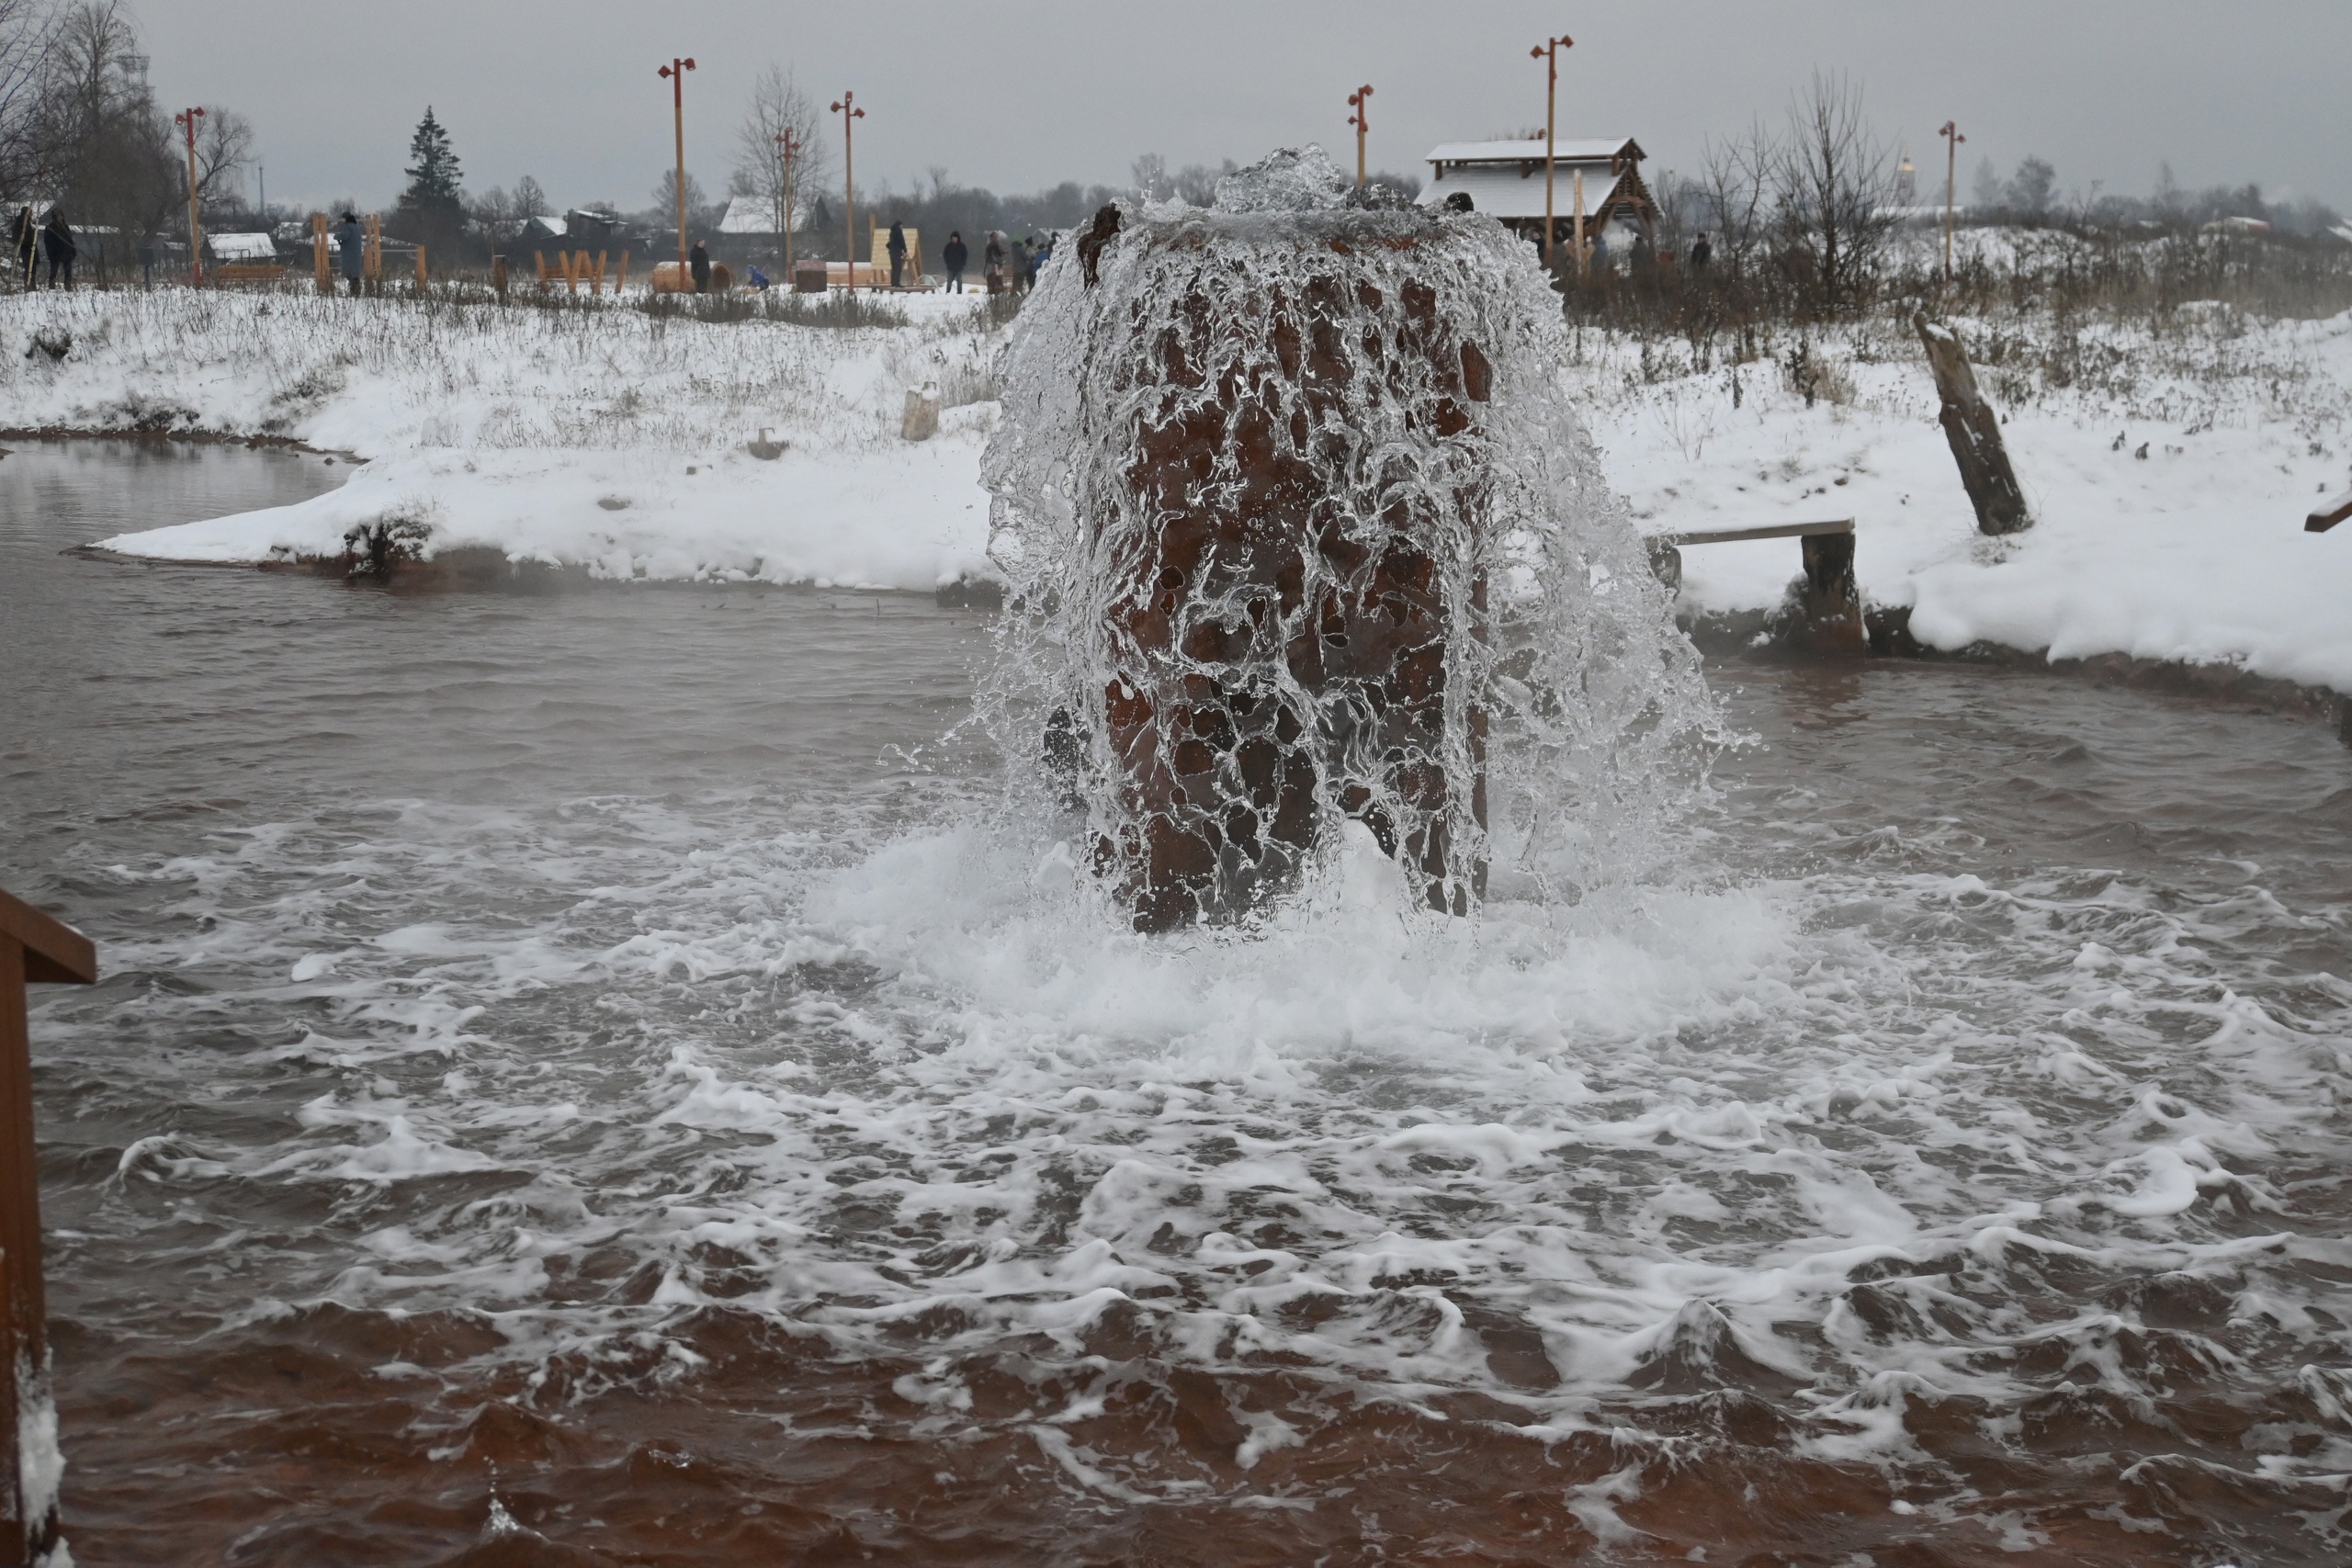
[174,107,204,285]
[1346,85,1373,188]
[831,91,864,289]
[1939,120,1965,287]
[775,127,801,276]
[658,57,696,276]
[1529,34,1573,273]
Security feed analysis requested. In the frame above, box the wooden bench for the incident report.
[1647,518,1862,654]
[2305,489,2352,534]
[212,264,285,285]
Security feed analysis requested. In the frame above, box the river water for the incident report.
[5,440,2350,1567]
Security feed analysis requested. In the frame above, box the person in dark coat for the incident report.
[1010,236,1033,294]
[336,212,365,296]
[942,230,967,294]
[41,210,76,290]
[689,240,711,293]
[1690,232,1713,269]
[137,234,157,287]
[984,231,1005,291]
[11,207,34,288]
[886,220,908,288]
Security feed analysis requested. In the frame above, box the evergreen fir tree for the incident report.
[399,107,465,221]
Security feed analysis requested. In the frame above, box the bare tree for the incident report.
[1772,70,1896,317]
[1695,118,1780,274]
[0,0,61,203]
[513,174,548,221]
[37,1,175,276]
[728,62,827,266]
[1130,152,1170,202]
[193,105,252,209]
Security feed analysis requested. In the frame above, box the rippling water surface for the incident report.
[6,440,2351,1567]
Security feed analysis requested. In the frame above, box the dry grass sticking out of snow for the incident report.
[0,286,1011,592]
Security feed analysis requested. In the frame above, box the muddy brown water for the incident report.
[5,439,2351,1567]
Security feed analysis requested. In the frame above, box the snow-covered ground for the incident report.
[6,276,2351,691]
[0,287,1004,592]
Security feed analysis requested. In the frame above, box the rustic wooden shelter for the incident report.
[1417,136,1657,248]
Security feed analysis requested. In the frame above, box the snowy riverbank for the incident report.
[6,280,2352,692]
[0,287,1004,592]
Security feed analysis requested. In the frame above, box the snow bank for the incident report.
[1584,304,2352,690]
[0,288,1004,591]
[7,281,2352,693]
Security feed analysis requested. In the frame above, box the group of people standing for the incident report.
[888,220,1052,295]
[10,207,78,289]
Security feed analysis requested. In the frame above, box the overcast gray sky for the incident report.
[144,0,2350,216]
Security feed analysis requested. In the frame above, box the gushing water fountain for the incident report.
[984,147,1713,931]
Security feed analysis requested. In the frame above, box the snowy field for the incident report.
[4,270,2350,689]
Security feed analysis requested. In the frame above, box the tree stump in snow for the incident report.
[1914,307,2031,536]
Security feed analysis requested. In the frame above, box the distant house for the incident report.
[1418,136,1658,247]
[205,231,279,265]
[717,195,805,235]
[514,213,567,251]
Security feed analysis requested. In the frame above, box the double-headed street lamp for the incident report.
[831,91,864,289]
[174,106,204,285]
[1346,85,1373,188]
[1530,34,1573,273]
[658,57,696,275]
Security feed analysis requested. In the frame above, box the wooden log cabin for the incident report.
[1416,136,1659,253]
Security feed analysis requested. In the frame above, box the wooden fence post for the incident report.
[366,214,381,295]
[534,251,547,284]
[311,214,330,297]
[492,254,508,300]
[0,890,96,1568]
[563,251,578,296]
[615,252,628,292]
[414,247,427,291]
[1914,307,2032,536]
[594,251,606,296]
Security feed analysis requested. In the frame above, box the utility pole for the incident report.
[1346,85,1373,187]
[1529,34,1573,274]
[831,91,864,289]
[1938,121,1965,287]
[658,57,696,275]
[174,107,204,285]
[775,127,801,276]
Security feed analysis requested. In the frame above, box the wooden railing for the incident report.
[0,889,94,1568]
[2305,488,2352,534]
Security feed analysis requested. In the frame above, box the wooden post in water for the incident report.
[0,889,95,1568]
[1915,307,2031,535]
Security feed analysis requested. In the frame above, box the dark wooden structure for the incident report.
[1648,518,1863,655]
[0,889,94,1568]
[1914,309,2032,536]
[2304,488,2352,534]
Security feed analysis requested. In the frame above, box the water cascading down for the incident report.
[984,147,1709,931]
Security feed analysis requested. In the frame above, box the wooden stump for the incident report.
[1914,308,2031,536]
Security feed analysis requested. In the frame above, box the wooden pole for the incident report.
[367,213,380,292]
[595,251,606,296]
[660,58,696,275]
[832,92,863,290]
[616,252,628,292]
[564,251,577,296]
[415,246,426,290]
[311,213,329,296]
[176,107,205,285]
[1573,169,1586,276]
[492,254,507,299]
[1939,121,1964,288]
[1529,37,1571,273]
[0,889,96,1568]
[1347,85,1372,188]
